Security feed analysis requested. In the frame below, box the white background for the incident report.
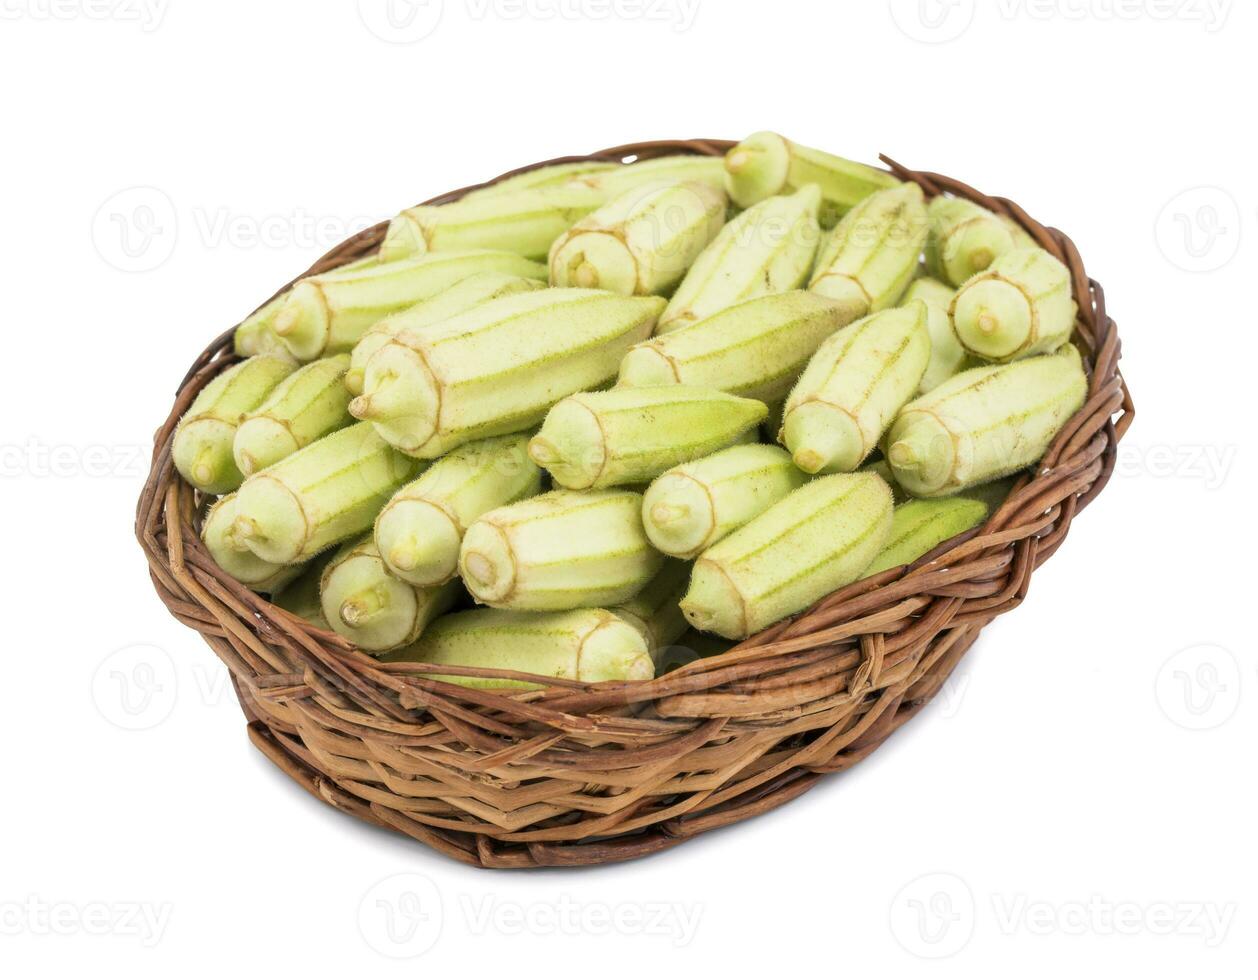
[1,0,1253,974]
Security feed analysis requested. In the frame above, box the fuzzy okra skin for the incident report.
[270,555,333,630]
[657,184,822,334]
[808,183,929,321]
[618,291,853,404]
[352,289,664,459]
[781,302,932,475]
[345,272,544,395]
[571,154,727,198]
[548,180,728,296]
[925,196,1023,287]
[319,536,460,653]
[172,354,297,494]
[272,250,547,361]
[233,354,354,477]
[949,247,1078,363]
[379,186,606,263]
[202,493,304,593]
[375,433,542,587]
[228,422,420,564]
[886,344,1089,497]
[902,276,971,394]
[461,161,619,201]
[723,131,902,225]
[380,607,655,689]
[458,489,664,611]
[529,386,768,491]
[681,472,894,639]
[607,559,691,654]
[865,497,989,576]
[642,444,806,559]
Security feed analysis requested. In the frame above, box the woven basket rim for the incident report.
[135,138,1134,868]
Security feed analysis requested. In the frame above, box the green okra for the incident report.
[374,433,543,587]
[352,289,664,459]
[925,196,1024,287]
[571,154,727,198]
[232,354,354,477]
[723,131,901,225]
[886,344,1089,497]
[345,272,545,395]
[528,385,768,491]
[902,276,971,394]
[949,247,1078,363]
[808,183,929,321]
[607,559,691,654]
[865,497,989,576]
[860,458,908,504]
[680,472,894,640]
[201,493,304,593]
[379,186,606,263]
[461,160,619,200]
[548,180,728,296]
[657,184,822,334]
[380,607,655,689]
[781,302,932,474]
[319,536,460,653]
[272,250,547,361]
[618,290,853,404]
[172,354,297,494]
[642,443,806,559]
[457,489,664,611]
[270,555,332,630]
[228,422,420,564]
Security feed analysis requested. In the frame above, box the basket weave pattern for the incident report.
[135,139,1134,868]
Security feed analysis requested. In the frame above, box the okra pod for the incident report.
[375,433,542,587]
[345,272,544,395]
[380,607,655,689]
[379,186,606,263]
[925,196,1023,287]
[352,289,664,458]
[642,443,806,559]
[949,247,1078,363]
[461,161,618,201]
[458,489,664,611]
[319,536,460,653]
[548,180,727,296]
[528,385,768,490]
[272,250,547,361]
[270,555,332,630]
[865,497,989,576]
[808,183,928,320]
[723,131,901,225]
[618,290,853,403]
[572,154,726,198]
[228,422,420,564]
[657,184,822,333]
[172,354,297,494]
[233,354,354,477]
[902,276,971,394]
[781,302,932,474]
[681,472,894,639]
[607,559,691,653]
[886,344,1089,497]
[201,493,304,593]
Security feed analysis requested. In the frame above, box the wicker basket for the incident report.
[135,138,1133,868]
